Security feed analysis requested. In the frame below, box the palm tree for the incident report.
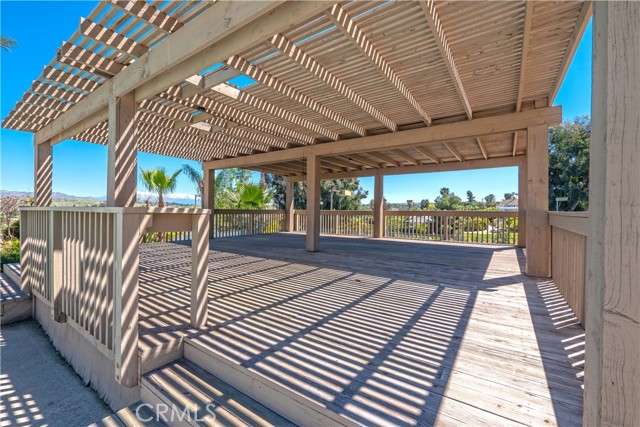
[235,183,272,209]
[1,36,17,52]
[181,164,203,206]
[140,167,181,208]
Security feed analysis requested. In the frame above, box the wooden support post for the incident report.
[584,2,640,426]
[34,140,52,206]
[113,211,144,388]
[525,126,550,277]
[518,163,527,248]
[374,173,384,238]
[107,92,137,207]
[202,167,215,237]
[191,212,209,328]
[285,178,294,232]
[49,211,65,323]
[306,154,321,252]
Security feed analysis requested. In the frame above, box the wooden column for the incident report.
[373,173,384,238]
[202,167,215,210]
[518,163,527,248]
[49,211,65,323]
[191,212,209,328]
[306,154,321,252]
[107,92,137,207]
[584,2,640,426]
[34,140,52,206]
[202,167,215,237]
[284,177,294,232]
[525,125,550,277]
[113,211,144,388]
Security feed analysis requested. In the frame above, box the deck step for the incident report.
[0,272,31,325]
[3,263,21,288]
[184,339,356,427]
[141,358,296,427]
[88,401,167,427]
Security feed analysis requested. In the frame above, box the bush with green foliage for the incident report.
[0,238,20,268]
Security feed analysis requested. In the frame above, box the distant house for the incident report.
[498,198,519,212]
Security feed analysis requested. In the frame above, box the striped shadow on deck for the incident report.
[138,234,584,426]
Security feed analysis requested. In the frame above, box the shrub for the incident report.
[0,238,20,269]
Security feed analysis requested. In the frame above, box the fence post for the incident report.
[49,210,66,323]
[191,212,209,328]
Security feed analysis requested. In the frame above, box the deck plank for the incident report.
[138,234,584,426]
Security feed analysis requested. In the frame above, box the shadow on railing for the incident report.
[20,207,210,387]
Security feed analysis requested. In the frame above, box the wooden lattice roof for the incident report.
[3,0,591,175]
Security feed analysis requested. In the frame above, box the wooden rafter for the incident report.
[343,154,381,169]
[57,42,125,76]
[516,1,534,112]
[80,18,149,58]
[419,0,472,119]
[368,151,401,167]
[209,82,340,140]
[390,149,420,165]
[326,4,432,126]
[43,67,102,93]
[549,1,593,103]
[414,145,441,164]
[108,0,184,34]
[269,33,398,132]
[476,137,488,159]
[225,55,367,136]
[443,142,463,162]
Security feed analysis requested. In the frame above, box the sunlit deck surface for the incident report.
[138,234,584,426]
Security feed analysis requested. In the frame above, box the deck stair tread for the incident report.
[0,272,27,302]
[142,358,297,427]
[3,263,21,287]
[0,271,31,324]
[88,401,167,427]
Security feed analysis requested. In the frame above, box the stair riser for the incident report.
[184,340,356,427]
[141,379,201,427]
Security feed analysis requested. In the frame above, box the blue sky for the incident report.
[0,2,592,202]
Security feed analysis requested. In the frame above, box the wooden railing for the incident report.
[549,212,588,325]
[212,209,284,238]
[384,210,518,244]
[294,210,374,236]
[20,207,210,387]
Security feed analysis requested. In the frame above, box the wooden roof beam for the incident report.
[209,82,340,140]
[419,0,472,119]
[80,18,149,58]
[326,4,432,126]
[43,66,102,93]
[516,1,534,112]
[31,81,85,104]
[57,42,125,76]
[289,156,526,182]
[269,33,398,132]
[443,142,463,162]
[203,107,562,170]
[224,55,367,137]
[108,0,184,34]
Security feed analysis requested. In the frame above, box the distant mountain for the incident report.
[0,190,104,201]
[1,190,198,206]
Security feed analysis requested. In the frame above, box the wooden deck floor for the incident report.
[138,234,584,426]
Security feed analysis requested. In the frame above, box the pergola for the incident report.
[2,1,638,425]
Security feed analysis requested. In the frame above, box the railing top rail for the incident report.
[21,207,210,215]
[214,209,285,214]
[549,211,589,236]
[294,210,372,214]
[385,210,517,217]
